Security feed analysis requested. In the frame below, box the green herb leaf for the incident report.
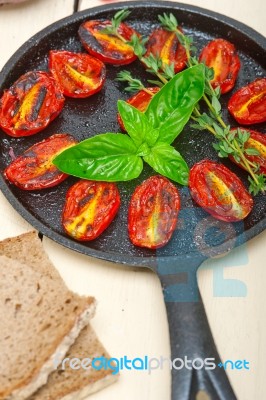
[158,12,178,32]
[144,53,162,73]
[101,9,131,35]
[145,64,205,144]
[212,122,225,138]
[162,63,175,80]
[116,70,145,92]
[227,131,236,141]
[248,174,266,195]
[233,154,241,163]
[218,149,229,158]
[112,9,131,30]
[214,86,221,98]
[237,128,250,144]
[144,142,189,185]
[212,143,221,151]
[147,79,164,87]
[204,66,214,81]
[53,133,143,182]
[100,26,115,35]
[245,148,260,156]
[212,95,221,114]
[127,33,147,58]
[194,112,215,128]
[117,100,159,147]
[190,123,206,131]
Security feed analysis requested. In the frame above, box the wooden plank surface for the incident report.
[0,0,74,71]
[0,1,265,400]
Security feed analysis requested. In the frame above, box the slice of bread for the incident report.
[0,253,96,400]
[28,324,118,400]
[0,231,117,399]
[0,231,63,281]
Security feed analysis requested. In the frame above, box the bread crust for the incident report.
[0,234,96,400]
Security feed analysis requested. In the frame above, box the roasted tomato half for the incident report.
[62,180,120,241]
[199,39,240,94]
[228,78,266,124]
[128,175,180,249]
[0,71,65,137]
[117,87,160,131]
[189,160,253,222]
[49,50,106,98]
[144,28,187,73]
[78,20,139,65]
[4,134,77,190]
[229,128,266,174]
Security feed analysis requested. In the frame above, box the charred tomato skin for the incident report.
[62,180,121,241]
[229,128,266,174]
[189,160,253,222]
[228,78,266,124]
[199,38,240,94]
[128,175,181,249]
[0,71,65,137]
[117,87,160,131]
[49,50,106,98]
[144,27,187,73]
[78,20,139,65]
[4,133,77,190]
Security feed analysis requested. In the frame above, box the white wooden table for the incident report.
[0,1,265,399]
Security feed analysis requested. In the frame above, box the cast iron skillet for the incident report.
[0,2,265,399]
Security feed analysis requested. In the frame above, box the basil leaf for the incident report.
[53,133,143,182]
[144,142,189,185]
[145,64,205,144]
[117,100,159,147]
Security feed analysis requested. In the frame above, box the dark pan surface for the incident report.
[0,1,265,267]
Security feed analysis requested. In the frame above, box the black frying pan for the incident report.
[0,2,265,399]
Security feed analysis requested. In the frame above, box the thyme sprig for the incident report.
[101,8,131,38]
[116,70,155,94]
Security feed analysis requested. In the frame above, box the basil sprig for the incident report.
[53,64,205,185]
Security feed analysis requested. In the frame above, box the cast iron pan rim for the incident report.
[0,1,265,268]
[1,0,265,79]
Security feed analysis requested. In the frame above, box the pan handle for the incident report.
[157,258,237,400]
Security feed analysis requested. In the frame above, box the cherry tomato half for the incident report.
[49,50,106,98]
[228,78,266,124]
[117,87,160,131]
[0,71,65,137]
[144,28,187,73]
[229,128,266,174]
[199,39,240,94]
[62,180,120,241]
[189,160,253,222]
[128,175,180,249]
[4,134,77,190]
[78,20,139,65]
